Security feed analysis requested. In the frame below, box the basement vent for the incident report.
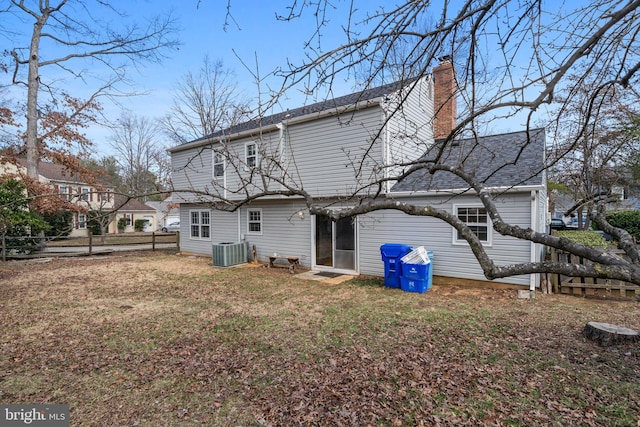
[212,242,247,267]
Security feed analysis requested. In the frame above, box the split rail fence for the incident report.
[1,232,179,261]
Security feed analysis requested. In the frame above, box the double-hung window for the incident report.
[245,142,257,168]
[78,213,87,229]
[247,209,262,235]
[190,210,211,239]
[59,185,70,201]
[454,205,491,245]
[81,187,90,202]
[213,151,225,179]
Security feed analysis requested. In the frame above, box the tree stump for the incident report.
[582,322,640,347]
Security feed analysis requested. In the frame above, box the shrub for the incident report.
[0,179,49,253]
[606,210,640,241]
[88,211,112,235]
[134,219,147,232]
[117,217,128,233]
[555,230,610,249]
[41,210,73,237]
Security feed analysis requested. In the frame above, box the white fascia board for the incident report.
[388,184,545,198]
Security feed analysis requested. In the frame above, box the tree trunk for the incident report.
[582,321,639,346]
[25,12,48,179]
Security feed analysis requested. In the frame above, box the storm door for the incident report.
[314,215,356,271]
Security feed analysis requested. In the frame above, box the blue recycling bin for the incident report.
[400,250,434,293]
[380,244,413,288]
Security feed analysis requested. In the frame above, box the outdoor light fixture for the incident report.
[298,210,305,220]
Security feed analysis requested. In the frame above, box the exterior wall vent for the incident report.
[212,242,247,267]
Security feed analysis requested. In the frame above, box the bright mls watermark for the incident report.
[1,405,69,426]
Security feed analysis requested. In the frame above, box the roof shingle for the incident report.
[391,128,546,192]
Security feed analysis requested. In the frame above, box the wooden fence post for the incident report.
[1,235,5,262]
[89,233,93,256]
[176,231,180,252]
[152,232,156,251]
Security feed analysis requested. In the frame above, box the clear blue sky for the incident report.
[3,1,385,155]
[3,0,538,156]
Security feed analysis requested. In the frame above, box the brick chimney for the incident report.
[433,56,457,139]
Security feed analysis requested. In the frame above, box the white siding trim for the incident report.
[391,185,545,198]
[529,190,537,290]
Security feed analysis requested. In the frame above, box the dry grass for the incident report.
[0,252,639,426]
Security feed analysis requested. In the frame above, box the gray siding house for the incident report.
[169,60,547,288]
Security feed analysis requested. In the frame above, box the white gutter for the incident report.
[389,184,546,198]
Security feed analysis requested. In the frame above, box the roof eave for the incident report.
[388,184,546,198]
[168,97,384,154]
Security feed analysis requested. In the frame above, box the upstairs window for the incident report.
[245,142,257,168]
[81,187,90,201]
[213,151,225,179]
[59,185,70,201]
[454,205,491,245]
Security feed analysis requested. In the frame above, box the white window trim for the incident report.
[124,213,132,226]
[247,208,263,235]
[78,213,87,229]
[245,142,258,168]
[452,204,492,246]
[59,185,69,200]
[189,209,212,241]
[213,150,225,180]
[81,187,90,201]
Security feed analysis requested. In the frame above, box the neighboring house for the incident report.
[112,195,157,233]
[146,197,179,230]
[169,59,548,288]
[1,159,115,237]
[550,185,640,228]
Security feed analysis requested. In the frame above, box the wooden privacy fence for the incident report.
[548,248,639,298]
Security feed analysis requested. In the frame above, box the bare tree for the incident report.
[6,0,178,179]
[109,112,166,200]
[173,1,640,285]
[160,56,251,144]
[547,73,640,228]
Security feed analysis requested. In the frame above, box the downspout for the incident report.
[381,104,390,194]
[529,190,538,292]
[276,122,288,186]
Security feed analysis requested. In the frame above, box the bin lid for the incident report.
[380,243,413,258]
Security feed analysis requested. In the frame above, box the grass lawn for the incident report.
[1,252,638,426]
